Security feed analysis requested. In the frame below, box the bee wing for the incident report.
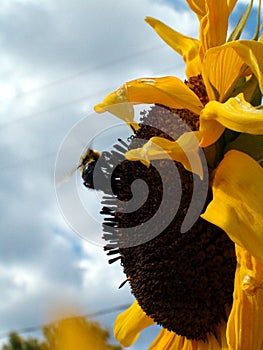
[55,165,79,188]
[55,141,94,189]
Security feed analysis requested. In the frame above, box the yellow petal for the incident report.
[126,132,204,178]
[94,85,139,132]
[227,0,238,14]
[114,301,155,347]
[186,0,237,20]
[199,0,228,54]
[149,327,227,350]
[185,0,206,20]
[199,94,263,147]
[145,17,202,77]
[95,77,203,118]
[197,329,227,350]
[125,77,203,114]
[227,245,263,350]
[202,150,263,264]
[148,329,181,350]
[226,40,263,95]
[202,45,246,101]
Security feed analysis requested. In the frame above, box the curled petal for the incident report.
[227,245,263,350]
[94,84,137,128]
[185,0,207,20]
[126,132,204,179]
[145,17,202,77]
[186,0,237,20]
[202,150,263,264]
[95,77,203,119]
[124,76,203,114]
[202,46,246,101]
[199,0,228,54]
[199,94,263,147]
[226,40,263,95]
[114,301,155,347]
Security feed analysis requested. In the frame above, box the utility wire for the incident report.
[0,44,164,103]
[0,63,177,131]
[0,64,178,172]
[0,303,131,339]
[0,87,115,130]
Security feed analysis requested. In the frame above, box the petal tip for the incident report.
[94,103,104,114]
[145,16,156,26]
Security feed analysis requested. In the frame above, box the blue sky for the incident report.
[0,0,260,349]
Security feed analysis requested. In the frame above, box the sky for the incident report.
[0,0,260,349]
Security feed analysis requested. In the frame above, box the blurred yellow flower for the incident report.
[44,316,122,350]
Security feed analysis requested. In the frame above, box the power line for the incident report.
[0,71,180,172]
[0,44,164,103]
[0,64,178,131]
[0,87,114,130]
[0,303,131,339]
[0,64,178,172]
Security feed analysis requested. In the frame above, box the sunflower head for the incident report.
[101,102,236,342]
[82,0,263,348]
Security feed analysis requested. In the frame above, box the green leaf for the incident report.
[224,133,263,167]
[228,0,253,41]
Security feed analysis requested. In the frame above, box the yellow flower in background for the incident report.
[44,316,122,350]
[93,0,263,349]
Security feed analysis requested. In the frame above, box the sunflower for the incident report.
[92,0,263,349]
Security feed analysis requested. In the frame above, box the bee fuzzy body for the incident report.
[79,149,101,189]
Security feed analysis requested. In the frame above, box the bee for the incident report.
[78,140,129,193]
[78,148,101,189]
